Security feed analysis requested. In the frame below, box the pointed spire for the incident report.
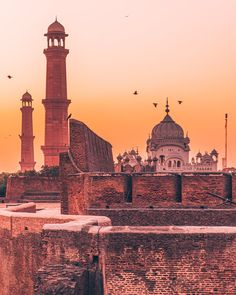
[165,97,170,114]
[55,16,58,22]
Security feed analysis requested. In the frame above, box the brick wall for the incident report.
[67,119,114,173]
[61,174,86,215]
[87,208,236,226]
[61,173,131,214]
[182,173,232,206]
[100,227,236,295]
[132,174,181,207]
[0,212,109,295]
[0,214,74,295]
[35,223,236,295]
[62,172,236,215]
[5,175,60,202]
[231,173,236,203]
[86,174,130,208]
[1,208,236,295]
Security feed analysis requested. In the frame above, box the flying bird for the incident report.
[133,90,138,95]
[7,75,13,79]
[178,100,183,104]
[66,113,72,120]
[153,103,158,108]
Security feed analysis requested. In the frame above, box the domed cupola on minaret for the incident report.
[146,98,190,171]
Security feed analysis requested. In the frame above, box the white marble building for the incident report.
[146,99,218,172]
[115,99,218,173]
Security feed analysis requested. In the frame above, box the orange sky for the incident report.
[1,0,236,172]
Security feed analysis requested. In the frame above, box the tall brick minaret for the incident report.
[41,19,71,166]
[19,91,36,171]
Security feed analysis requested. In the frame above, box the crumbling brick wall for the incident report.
[5,175,60,202]
[100,228,236,295]
[87,208,236,226]
[182,173,232,206]
[132,173,181,207]
[62,172,236,215]
[60,119,114,175]
[61,173,131,214]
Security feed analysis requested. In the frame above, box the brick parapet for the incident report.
[181,173,232,206]
[62,172,236,214]
[132,173,181,207]
[87,208,236,226]
[99,226,236,295]
[5,175,60,202]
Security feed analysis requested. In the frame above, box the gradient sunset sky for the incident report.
[1,0,236,171]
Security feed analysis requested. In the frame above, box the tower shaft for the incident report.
[19,92,36,171]
[41,20,71,166]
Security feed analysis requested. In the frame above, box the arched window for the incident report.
[168,161,172,167]
[177,161,181,168]
[160,155,165,164]
[49,38,53,47]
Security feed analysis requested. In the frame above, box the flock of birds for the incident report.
[6,75,184,110]
[133,90,183,108]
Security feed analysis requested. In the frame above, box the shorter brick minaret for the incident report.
[19,91,36,171]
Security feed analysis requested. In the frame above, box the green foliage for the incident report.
[38,166,59,177]
[0,173,10,197]
[14,166,59,178]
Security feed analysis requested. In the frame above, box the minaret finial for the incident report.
[55,16,57,22]
[165,97,170,114]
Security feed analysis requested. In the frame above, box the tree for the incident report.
[0,173,10,197]
[39,166,59,177]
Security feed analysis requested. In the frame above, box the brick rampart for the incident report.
[87,208,236,226]
[100,227,236,295]
[182,173,232,206]
[62,172,236,215]
[60,119,114,174]
[0,210,110,295]
[61,173,132,214]
[5,175,60,202]
[1,208,236,295]
[132,174,181,207]
[231,173,236,203]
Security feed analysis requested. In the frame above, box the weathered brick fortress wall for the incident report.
[61,173,132,214]
[132,174,181,207]
[100,227,236,295]
[0,212,73,295]
[61,172,236,215]
[1,207,236,295]
[0,209,110,295]
[182,173,232,206]
[36,224,236,295]
[5,175,60,202]
[231,173,236,202]
[60,119,114,174]
[87,208,236,226]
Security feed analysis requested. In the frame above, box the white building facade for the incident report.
[146,100,218,172]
